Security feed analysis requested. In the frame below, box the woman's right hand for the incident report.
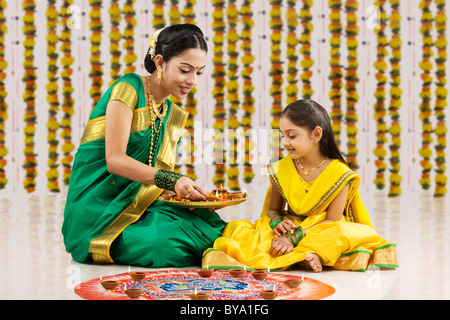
[174,176,208,201]
[273,219,297,236]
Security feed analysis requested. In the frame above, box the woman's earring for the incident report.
[157,69,162,85]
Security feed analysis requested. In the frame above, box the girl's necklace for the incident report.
[296,157,328,176]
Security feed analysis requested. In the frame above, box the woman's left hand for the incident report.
[269,235,293,257]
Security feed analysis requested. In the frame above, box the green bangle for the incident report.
[154,169,186,192]
[270,220,282,229]
[293,226,304,245]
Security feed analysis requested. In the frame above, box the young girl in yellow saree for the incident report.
[203,99,398,272]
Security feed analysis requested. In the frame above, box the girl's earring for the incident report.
[157,69,162,85]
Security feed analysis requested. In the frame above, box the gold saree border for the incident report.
[88,104,188,264]
[333,243,398,271]
[80,106,152,145]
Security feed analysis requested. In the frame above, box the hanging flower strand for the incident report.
[418,0,433,190]
[344,0,359,170]
[0,0,8,189]
[299,0,314,99]
[434,0,447,197]
[328,0,343,148]
[89,0,103,110]
[387,0,402,197]
[109,0,122,86]
[240,0,255,184]
[123,0,137,75]
[211,0,226,188]
[46,0,60,192]
[60,0,75,185]
[152,0,165,29]
[373,0,388,190]
[22,0,37,193]
[182,0,198,181]
[285,0,298,104]
[269,0,283,163]
[226,0,240,190]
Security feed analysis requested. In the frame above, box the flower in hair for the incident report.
[148,28,164,61]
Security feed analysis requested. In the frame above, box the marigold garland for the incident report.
[122,0,137,75]
[60,1,75,185]
[181,0,198,181]
[0,0,8,189]
[299,0,314,99]
[22,0,37,193]
[344,0,359,170]
[240,0,255,184]
[285,0,298,104]
[433,0,447,197]
[328,0,343,149]
[46,0,60,192]
[211,0,226,187]
[225,0,240,190]
[152,0,165,29]
[269,0,283,163]
[418,0,434,190]
[109,0,122,86]
[373,0,388,190]
[387,0,402,197]
[88,0,103,111]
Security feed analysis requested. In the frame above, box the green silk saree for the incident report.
[62,73,227,267]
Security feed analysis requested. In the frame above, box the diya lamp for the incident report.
[251,270,268,280]
[197,264,214,278]
[260,284,278,300]
[189,287,211,300]
[284,275,304,289]
[128,266,147,281]
[100,277,118,290]
[124,283,143,299]
[229,266,246,278]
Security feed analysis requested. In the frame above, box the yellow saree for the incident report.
[203,157,398,271]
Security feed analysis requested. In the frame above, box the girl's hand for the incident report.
[269,235,293,257]
[174,176,208,201]
[273,219,297,236]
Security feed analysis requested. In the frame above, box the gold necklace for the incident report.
[296,157,328,176]
[147,76,168,165]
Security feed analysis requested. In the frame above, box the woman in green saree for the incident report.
[62,24,227,267]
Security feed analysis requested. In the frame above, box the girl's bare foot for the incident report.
[299,253,322,272]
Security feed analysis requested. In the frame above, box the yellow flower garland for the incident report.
[387,0,402,197]
[152,0,165,29]
[344,0,359,170]
[109,0,122,86]
[60,0,75,185]
[418,0,433,190]
[240,0,255,184]
[22,0,37,193]
[269,0,283,163]
[211,0,226,187]
[123,0,137,75]
[226,0,240,190]
[285,0,298,104]
[0,0,8,189]
[328,0,343,148]
[373,0,388,190]
[182,0,198,181]
[299,0,313,99]
[434,0,447,197]
[89,0,103,111]
[46,0,60,192]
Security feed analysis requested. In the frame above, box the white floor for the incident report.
[0,184,449,300]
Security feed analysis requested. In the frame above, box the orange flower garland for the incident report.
[122,0,137,75]
[0,0,8,189]
[46,0,60,192]
[240,0,255,184]
[226,0,240,190]
[328,0,343,148]
[344,0,359,170]
[89,0,103,111]
[211,0,226,187]
[269,0,283,163]
[434,0,447,197]
[60,1,75,185]
[109,0,122,85]
[373,0,388,190]
[299,0,313,99]
[152,0,165,29]
[285,0,298,105]
[22,0,37,193]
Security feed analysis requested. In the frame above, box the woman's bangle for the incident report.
[154,169,186,192]
[287,226,304,247]
[268,212,283,229]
